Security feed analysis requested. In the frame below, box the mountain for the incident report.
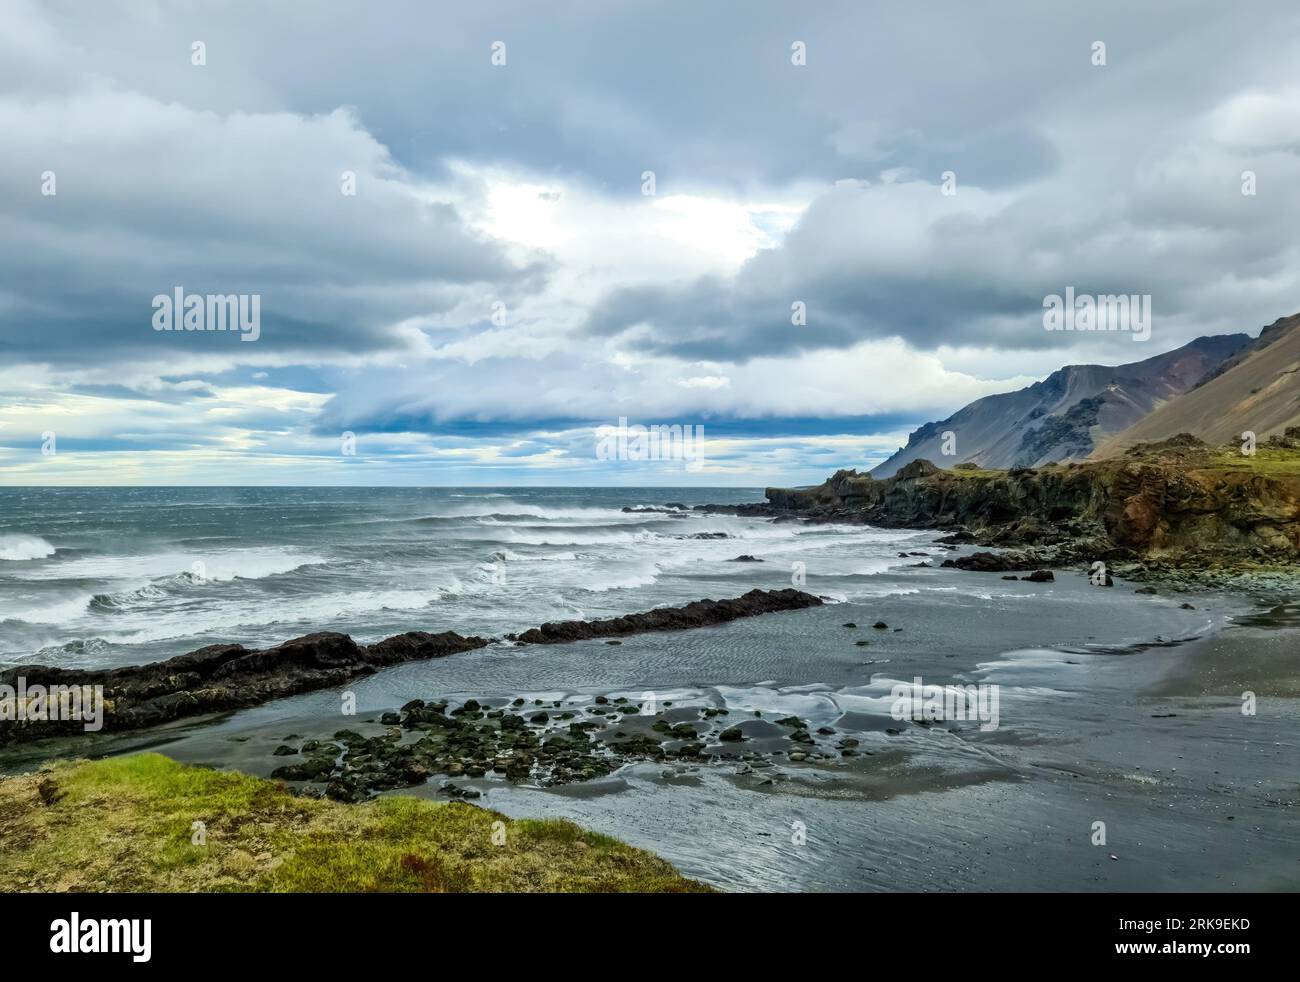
[871,334,1249,477]
[1093,313,1300,456]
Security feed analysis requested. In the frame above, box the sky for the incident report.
[2,0,1299,486]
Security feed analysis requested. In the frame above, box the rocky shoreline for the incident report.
[271,693,859,804]
[758,435,1300,590]
[0,588,821,747]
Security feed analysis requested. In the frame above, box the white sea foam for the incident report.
[14,547,325,582]
[0,534,56,561]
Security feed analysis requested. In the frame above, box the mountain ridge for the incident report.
[872,334,1249,476]
[1095,313,1300,456]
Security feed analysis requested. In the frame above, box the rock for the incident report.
[1023,569,1055,582]
[504,588,823,645]
[1134,586,1157,594]
[271,757,335,781]
[872,621,888,629]
[718,727,745,742]
[272,744,299,756]
[760,439,1300,579]
[379,712,401,725]
[842,622,857,628]
[0,629,491,748]
[730,555,764,562]
[942,552,1026,573]
[1001,575,1019,580]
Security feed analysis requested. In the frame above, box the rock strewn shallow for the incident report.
[271,696,864,803]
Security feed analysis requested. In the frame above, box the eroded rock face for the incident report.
[765,437,1300,568]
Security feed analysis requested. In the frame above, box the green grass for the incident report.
[0,753,710,893]
[939,445,1300,481]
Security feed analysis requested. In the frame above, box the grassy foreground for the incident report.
[0,753,709,893]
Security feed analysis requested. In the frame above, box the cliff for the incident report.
[768,434,1300,571]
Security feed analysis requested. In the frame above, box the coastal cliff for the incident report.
[765,434,1300,575]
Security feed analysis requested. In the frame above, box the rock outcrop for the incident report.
[0,630,488,746]
[506,588,822,644]
[765,436,1300,570]
[0,589,822,746]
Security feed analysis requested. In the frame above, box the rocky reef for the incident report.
[0,589,821,747]
[763,434,1300,578]
[0,630,488,746]
[505,588,821,644]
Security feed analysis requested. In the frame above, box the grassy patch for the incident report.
[0,753,709,893]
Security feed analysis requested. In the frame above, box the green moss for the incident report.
[0,753,709,893]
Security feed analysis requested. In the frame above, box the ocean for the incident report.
[0,485,1217,668]
[4,486,1294,891]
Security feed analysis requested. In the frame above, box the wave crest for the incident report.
[0,534,56,561]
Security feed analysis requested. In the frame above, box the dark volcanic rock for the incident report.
[506,588,822,645]
[940,551,1034,573]
[0,630,488,747]
[271,697,843,799]
[2,590,824,747]
[760,438,1300,576]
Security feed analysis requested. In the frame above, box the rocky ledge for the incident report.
[761,434,1300,579]
[0,589,821,747]
[505,588,821,644]
[0,630,487,747]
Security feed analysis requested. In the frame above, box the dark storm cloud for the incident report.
[3,0,1300,488]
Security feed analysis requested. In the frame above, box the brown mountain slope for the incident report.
[871,334,1248,476]
[1094,313,1300,456]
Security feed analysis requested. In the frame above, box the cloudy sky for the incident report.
[2,0,1298,486]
